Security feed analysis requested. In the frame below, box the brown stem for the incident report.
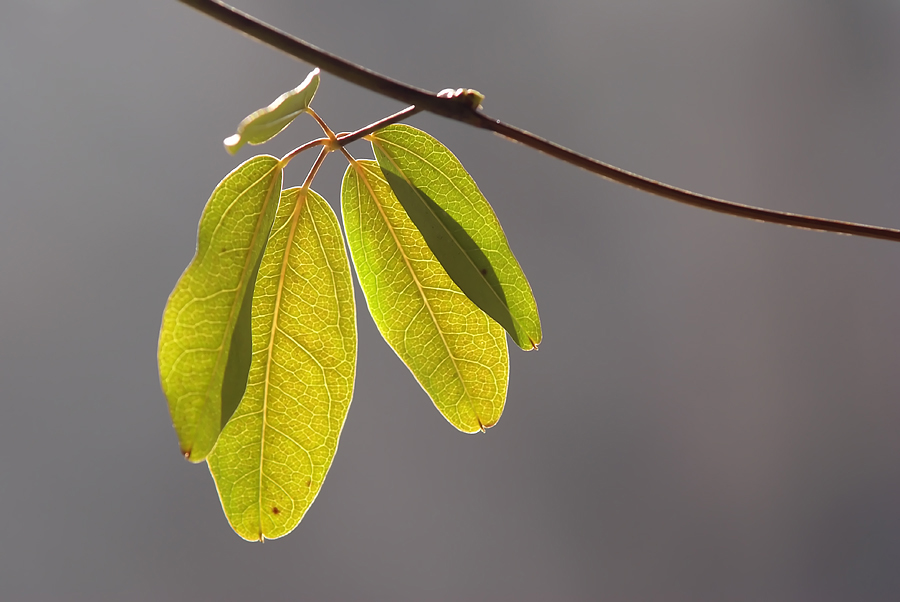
[178,0,900,244]
[301,147,331,189]
[337,105,423,146]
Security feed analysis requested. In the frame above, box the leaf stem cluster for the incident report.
[282,106,422,190]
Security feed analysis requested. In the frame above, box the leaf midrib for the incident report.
[352,161,484,430]
[258,188,309,539]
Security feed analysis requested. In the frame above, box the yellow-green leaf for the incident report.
[371,124,541,350]
[341,160,508,433]
[208,187,357,541]
[159,155,283,462]
[224,69,320,155]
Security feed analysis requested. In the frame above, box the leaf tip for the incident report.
[476,416,498,433]
[224,134,243,155]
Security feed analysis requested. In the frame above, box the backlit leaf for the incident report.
[219,251,260,430]
[224,69,320,155]
[158,155,283,462]
[342,159,508,433]
[208,187,357,541]
[371,124,541,350]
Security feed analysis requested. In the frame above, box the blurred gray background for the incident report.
[2,0,899,600]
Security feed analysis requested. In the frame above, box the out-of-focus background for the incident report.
[2,0,899,600]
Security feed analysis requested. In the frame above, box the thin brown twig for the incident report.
[178,0,900,244]
[336,106,423,146]
[301,146,331,189]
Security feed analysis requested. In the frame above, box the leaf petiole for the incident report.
[306,107,340,146]
[302,146,331,189]
[279,136,330,168]
[337,105,422,146]
[281,105,422,183]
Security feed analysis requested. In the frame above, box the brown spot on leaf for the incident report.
[305,479,312,488]
[480,268,487,275]
[272,507,280,515]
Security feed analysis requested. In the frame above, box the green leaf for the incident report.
[219,249,261,430]
[370,124,541,350]
[224,68,320,155]
[342,160,508,433]
[158,155,283,462]
[208,187,357,541]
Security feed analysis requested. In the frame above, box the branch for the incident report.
[177,0,900,244]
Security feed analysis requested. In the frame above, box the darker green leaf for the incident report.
[158,155,283,462]
[371,125,541,350]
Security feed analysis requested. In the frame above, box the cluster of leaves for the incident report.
[158,69,541,541]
